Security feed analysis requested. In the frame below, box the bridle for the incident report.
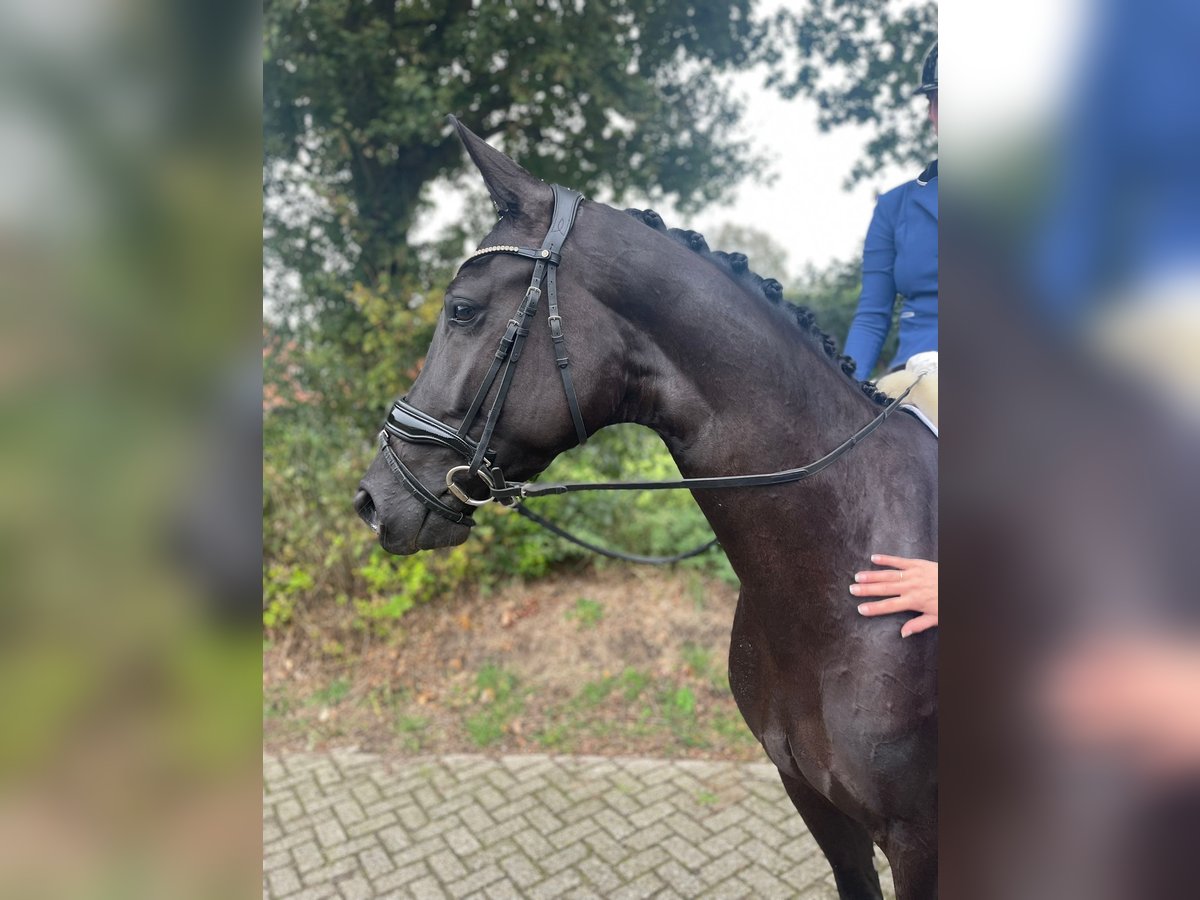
[377,183,925,559]
[378,184,588,527]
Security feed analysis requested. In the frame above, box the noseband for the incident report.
[378,184,588,526]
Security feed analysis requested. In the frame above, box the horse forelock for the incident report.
[621,207,891,406]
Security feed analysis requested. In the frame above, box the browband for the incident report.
[463,245,562,266]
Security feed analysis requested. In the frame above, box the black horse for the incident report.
[355,120,938,900]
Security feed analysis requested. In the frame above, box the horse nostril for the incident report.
[354,488,379,532]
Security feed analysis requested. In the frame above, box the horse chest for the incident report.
[729,593,931,825]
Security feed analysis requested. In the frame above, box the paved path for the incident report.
[264,751,893,899]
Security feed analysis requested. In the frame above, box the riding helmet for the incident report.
[915,41,937,96]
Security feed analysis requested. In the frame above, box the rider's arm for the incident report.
[843,189,901,378]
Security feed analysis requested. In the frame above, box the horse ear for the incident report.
[448,116,546,215]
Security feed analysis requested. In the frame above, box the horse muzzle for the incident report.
[355,436,479,555]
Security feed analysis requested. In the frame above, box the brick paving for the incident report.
[263,751,894,899]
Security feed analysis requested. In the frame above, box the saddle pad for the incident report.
[901,404,939,438]
[875,364,939,433]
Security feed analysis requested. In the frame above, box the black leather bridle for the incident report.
[378,184,588,527]
[377,183,925,560]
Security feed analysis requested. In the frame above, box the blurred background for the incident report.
[4,0,1198,895]
[944,0,1200,897]
[0,0,262,896]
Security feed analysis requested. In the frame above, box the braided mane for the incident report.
[623,208,891,406]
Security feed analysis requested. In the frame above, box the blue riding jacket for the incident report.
[843,161,938,377]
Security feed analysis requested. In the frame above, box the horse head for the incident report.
[355,119,631,554]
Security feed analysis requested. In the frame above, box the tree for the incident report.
[763,0,937,188]
[264,0,770,320]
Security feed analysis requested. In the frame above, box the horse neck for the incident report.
[607,255,876,478]
[599,235,920,586]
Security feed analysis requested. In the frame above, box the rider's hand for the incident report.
[850,554,938,638]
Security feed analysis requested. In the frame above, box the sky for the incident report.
[411,23,925,284]
[670,65,918,281]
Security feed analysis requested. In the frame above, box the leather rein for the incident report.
[377,184,923,564]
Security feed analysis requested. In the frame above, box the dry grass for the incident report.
[263,568,763,760]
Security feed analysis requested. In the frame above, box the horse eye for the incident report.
[451,302,476,323]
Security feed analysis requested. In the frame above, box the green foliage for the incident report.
[477,423,731,584]
[465,665,524,747]
[311,678,351,707]
[713,711,757,745]
[621,668,651,701]
[566,598,605,630]
[262,564,312,629]
[265,0,767,276]
[764,0,938,187]
[579,677,617,707]
[262,596,292,632]
[534,723,571,750]
[520,664,756,754]
[681,643,714,679]
[352,544,471,628]
[264,691,292,721]
[667,686,698,717]
[395,714,428,753]
[260,3,919,633]
[262,4,779,501]
[523,424,736,584]
[662,685,705,747]
[475,664,518,697]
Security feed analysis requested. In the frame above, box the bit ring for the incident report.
[446,465,496,506]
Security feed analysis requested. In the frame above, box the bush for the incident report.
[263,328,731,646]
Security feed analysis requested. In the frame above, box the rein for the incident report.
[492,376,923,503]
[505,375,921,564]
[377,183,925,564]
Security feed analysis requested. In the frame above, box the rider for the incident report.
[843,41,938,384]
[848,41,939,638]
